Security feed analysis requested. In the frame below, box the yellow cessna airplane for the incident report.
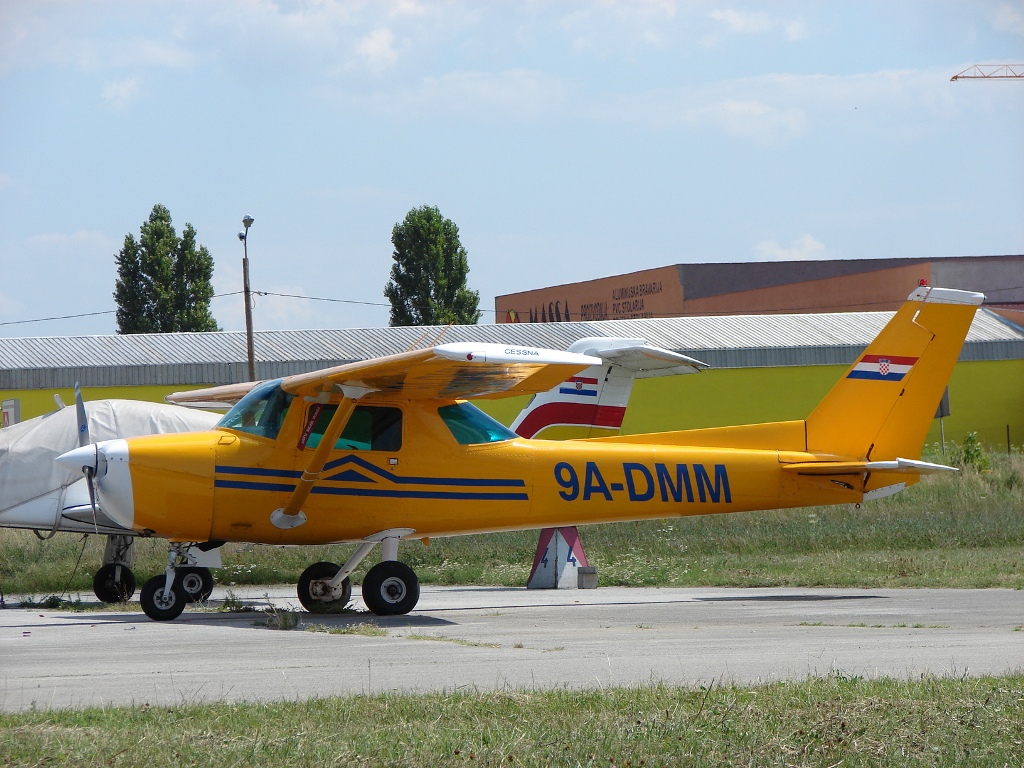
[57,285,981,621]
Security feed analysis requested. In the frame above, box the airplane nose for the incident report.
[56,439,135,529]
[55,444,98,473]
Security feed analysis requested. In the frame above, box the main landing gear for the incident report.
[139,543,218,621]
[297,528,420,616]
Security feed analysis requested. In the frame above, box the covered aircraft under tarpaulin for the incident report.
[0,400,219,600]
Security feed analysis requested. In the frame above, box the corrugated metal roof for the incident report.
[0,309,1020,390]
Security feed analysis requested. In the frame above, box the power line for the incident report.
[2,284,1022,330]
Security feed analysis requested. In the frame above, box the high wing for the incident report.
[167,342,601,407]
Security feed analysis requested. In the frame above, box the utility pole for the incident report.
[238,215,256,382]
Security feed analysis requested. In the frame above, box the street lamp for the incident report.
[238,215,256,382]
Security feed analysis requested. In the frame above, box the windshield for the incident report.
[216,379,293,440]
[438,402,517,445]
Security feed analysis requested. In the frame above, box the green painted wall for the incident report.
[618,360,1024,450]
[1,384,213,422]
[477,360,1024,451]
[3,361,1021,451]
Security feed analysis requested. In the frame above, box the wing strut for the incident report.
[269,393,359,530]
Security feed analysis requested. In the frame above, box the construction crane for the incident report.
[950,64,1024,81]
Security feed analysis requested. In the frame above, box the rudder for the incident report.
[805,286,983,461]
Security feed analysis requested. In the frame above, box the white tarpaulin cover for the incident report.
[0,400,219,515]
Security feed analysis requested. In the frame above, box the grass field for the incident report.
[2,447,1022,766]
[1,675,1022,766]
[1,449,1021,599]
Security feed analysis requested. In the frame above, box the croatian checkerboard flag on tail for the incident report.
[558,376,599,397]
[847,354,918,381]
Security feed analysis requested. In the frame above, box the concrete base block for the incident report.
[577,566,598,589]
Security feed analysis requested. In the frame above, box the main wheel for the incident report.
[92,563,136,603]
[177,566,214,603]
[140,575,188,621]
[297,561,352,613]
[362,561,420,616]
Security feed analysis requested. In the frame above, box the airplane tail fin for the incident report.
[805,286,983,461]
[511,338,707,439]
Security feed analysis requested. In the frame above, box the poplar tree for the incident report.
[384,206,481,326]
[114,204,219,333]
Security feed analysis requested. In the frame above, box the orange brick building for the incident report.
[495,255,1024,324]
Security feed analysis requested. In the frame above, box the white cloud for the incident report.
[558,2,682,53]
[0,4,196,74]
[333,69,569,121]
[993,3,1024,35]
[691,99,807,144]
[706,8,809,44]
[753,234,829,261]
[590,67,977,144]
[709,9,773,35]
[782,19,810,42]
[356,27,398,70]
[102,77,141,108]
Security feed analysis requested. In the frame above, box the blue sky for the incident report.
[1,1,1022,337]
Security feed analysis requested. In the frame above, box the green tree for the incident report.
[384,205,481,326]
[114,204,219,333]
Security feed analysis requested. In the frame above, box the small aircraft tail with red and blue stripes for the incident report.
[510,338,707,439]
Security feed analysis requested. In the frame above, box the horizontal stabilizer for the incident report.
[575,340,707,377]
[783,457,957,476]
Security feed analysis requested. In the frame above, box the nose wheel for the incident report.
[140,575,188,621]
[138,542,213,621]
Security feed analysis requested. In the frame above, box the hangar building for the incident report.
[1,307,1021,451]
[494,255,1024,324]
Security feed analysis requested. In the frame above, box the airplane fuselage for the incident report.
[114,394,858,546]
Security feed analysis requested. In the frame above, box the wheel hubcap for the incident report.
[181,573,202,593]
[311,579,340,602]
[380,576,406,604]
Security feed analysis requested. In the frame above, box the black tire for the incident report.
[297,561,352,613]
[362,561,420,616]
[177,567,214,603]
[140,575,188,621]
[92,563,136,603]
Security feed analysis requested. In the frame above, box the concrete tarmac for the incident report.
[2,585,1022,712]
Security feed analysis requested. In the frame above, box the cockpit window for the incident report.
[217,379,293,440]
[305,404,403,451]
[438,402,517,445]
